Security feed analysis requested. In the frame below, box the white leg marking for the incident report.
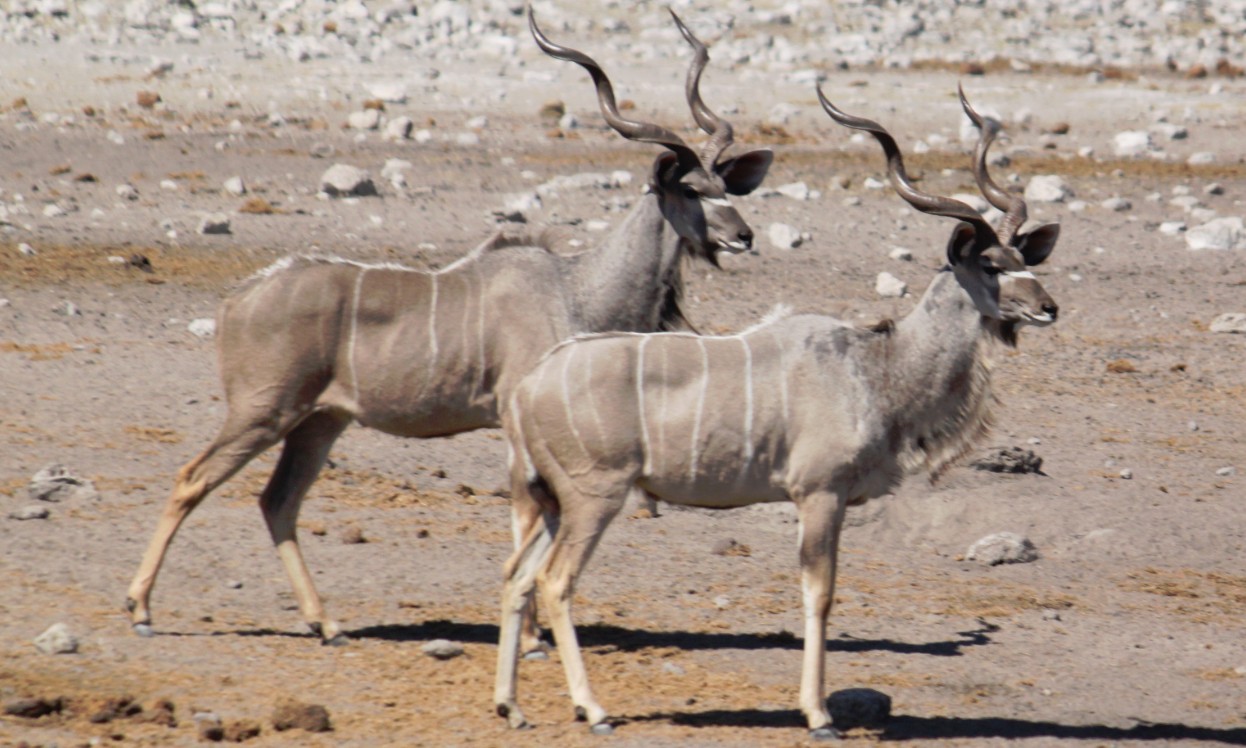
[636,337,652,476]
[559,345,591,462]
[347,266,369,409]
[689,337,709,481]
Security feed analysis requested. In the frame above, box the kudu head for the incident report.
[529,7,773,266]
[816,84,1060,345]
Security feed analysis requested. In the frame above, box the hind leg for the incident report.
[125,414,287,635]
[258,409,351,643]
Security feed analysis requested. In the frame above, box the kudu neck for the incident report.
[571,191,686,332]
[885,269,998,475]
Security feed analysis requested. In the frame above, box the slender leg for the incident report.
[536,487,627,733]
[509,487,549,658]
[258,410,351,643]
[795,493,848,739]
[495,509,558,728]
[125,416,285,635]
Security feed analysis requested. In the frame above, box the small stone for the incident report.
[271,700,332,733]
[827,687,891,729]
[889,247,913,262]
[198,213,231,235]
[223,176,247,196]
[34,622,79,654]
[226,580,243,589]
[383,115,414,141]
[29,463,98,503]
[1158,221,1186,236]
[1024,175,1071,203]
[18,242,36,256]
[662,662,686,676]
[347,109,381,130]
[1119,468,1133,480]
[340,526,367,545]
[116,183,140,201]
[1209,313,1246,333]
[9,505,50,520]
[875,271,907,298]
[970,447,1043,474]
[768,222,803,250]
[1215,466,1236,477]
[1187,152,1216,165]
[966,532,1039,566]
[775,181,811,200]
[1186,217,1246,251]
[1101,196,1131,212]
[421,639,465,660]
[320,164,377,197]
[188,318,216,339]
[1113,130,1152,157]
[223,719,262,742]
[4,697,64,718]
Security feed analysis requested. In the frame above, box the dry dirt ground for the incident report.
[2,37,1246,748]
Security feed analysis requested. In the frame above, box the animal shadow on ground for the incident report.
[346,618,998,656]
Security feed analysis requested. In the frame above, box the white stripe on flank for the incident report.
[636,337,652,476]
[347,267,369,408]
[560,345,590,461]
[585,351,606,451]
[427,274,439,381]
[689,337,709,481]
[774,332,790,426]
[739,336,755,476]
[1005,270,1037,280]
[475,265,488,400]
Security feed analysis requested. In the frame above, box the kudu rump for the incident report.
[124,9,772,644]
[495,87,1060,737]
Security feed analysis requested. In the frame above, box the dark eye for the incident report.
[982,265,1003,276]
[681,186,699,200]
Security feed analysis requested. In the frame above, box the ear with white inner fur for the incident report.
[716,148,774,195]
[1015,222,1060,266]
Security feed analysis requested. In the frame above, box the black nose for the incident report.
[1042,302,1059,320]
[738,228,753,248]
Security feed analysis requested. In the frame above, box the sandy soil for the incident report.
[2,31,1245,748]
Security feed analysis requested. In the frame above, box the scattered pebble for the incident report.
[768,222,803,250]
[271,700,332,733]
[966,532,1039,566]
[421,639,465,660]
[875,271,907,298]
[33,622,79,655]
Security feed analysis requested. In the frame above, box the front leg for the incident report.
[796,493,848,739]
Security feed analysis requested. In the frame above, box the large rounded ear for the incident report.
[1015,222,1060,266]
[651,151,684,188]
[715,148,773,195]
[945,222,979,266]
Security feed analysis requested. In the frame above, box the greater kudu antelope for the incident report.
[124,8,772,645]
[494,86,1061,737]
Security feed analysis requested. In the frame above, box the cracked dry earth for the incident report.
[2,41,1246,748]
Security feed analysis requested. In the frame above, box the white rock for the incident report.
[348,109,381,130]
[198,213,231,235]
[1185,217,1246,251]
[465,115,488,130]
[1113,130,1153,157]
[320,164,377,197]
[863,177,886,190]
[889,247,913,262]
[34,623,78,655]
[536,172,612,197]
[1025,175,1072,203]
[875,271,907,298]
[775,181,811,200]
[1101,197,1131,212]
[18,242,36,256]
[966,532,1039,566]
[1158,221,1186,236]
[383,116,414,141]
[366,81,407,104]
[421,639,464,660]
[117,183,140,201]
[188,318,216,338]
[768,222,803,250]
[8,505,50,520]
[223,176,246,196]
[557,112,580,130]
[28,464,97,503]
[1187,152,1216,165]
[43,204,65,218]
[1209,313,1246,334]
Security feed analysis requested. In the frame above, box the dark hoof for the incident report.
[124,598,137,614]
[590,722,614,736]
[810,726,841,741]
[321,633,349,647]
[133,623,154,638]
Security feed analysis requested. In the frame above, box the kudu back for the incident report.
[493,85,1060,737]
[124,9,772,644]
